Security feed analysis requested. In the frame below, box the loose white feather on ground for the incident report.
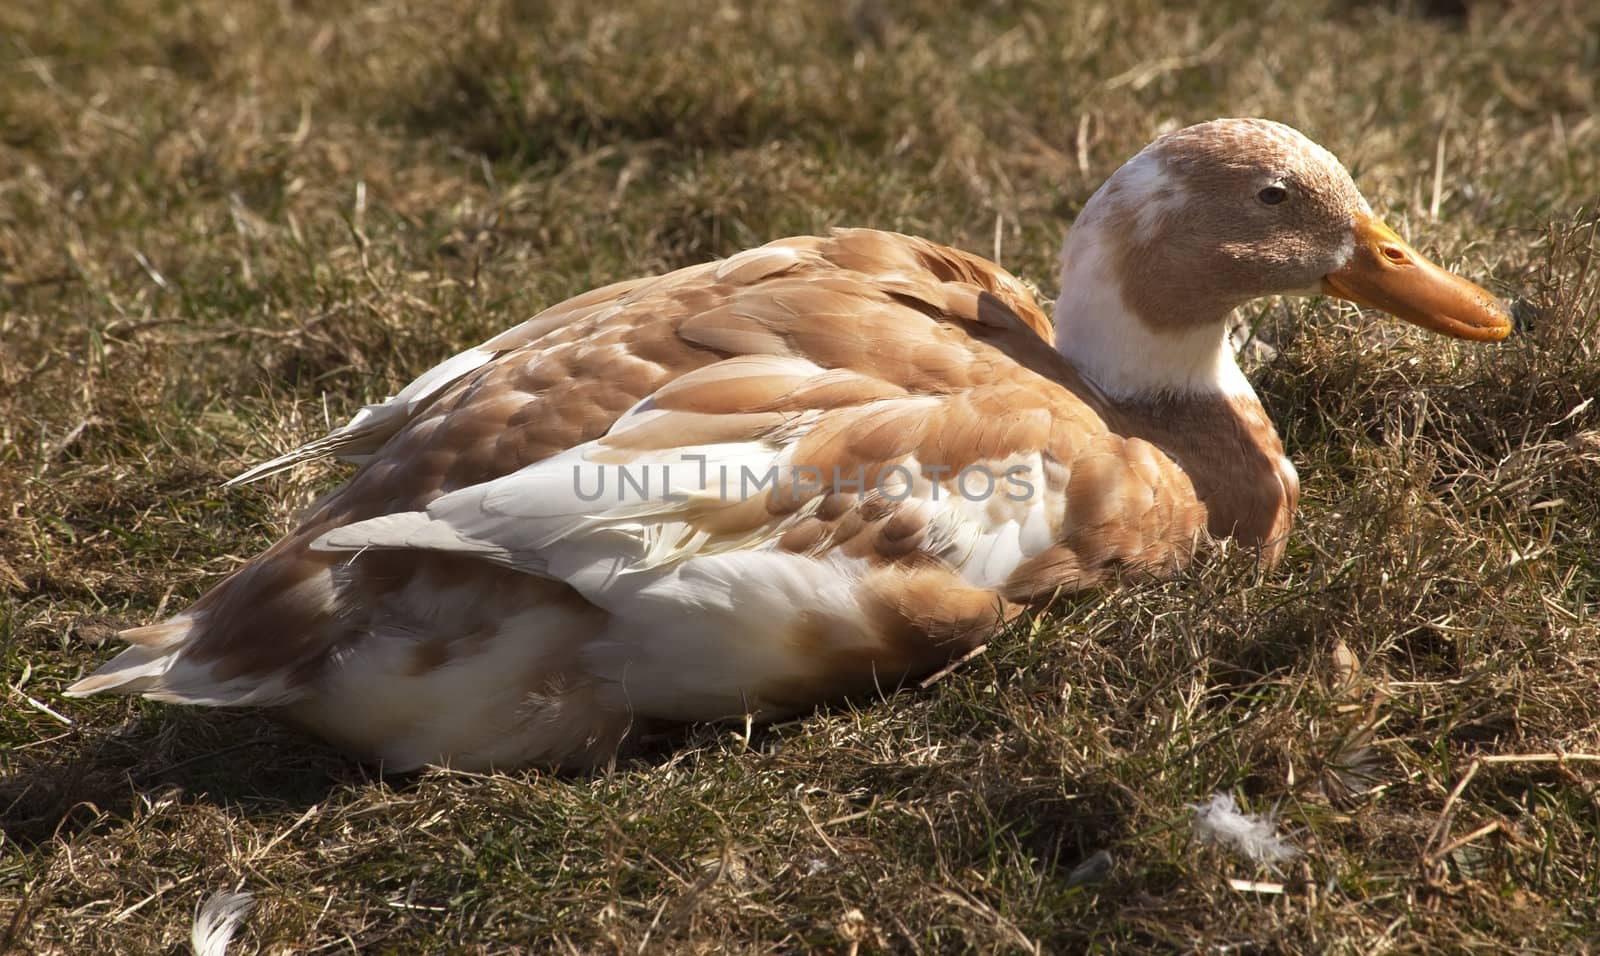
[1190,792,1300,868]
[191,889,255,956]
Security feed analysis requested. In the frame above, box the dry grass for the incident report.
[3,0,1599,951]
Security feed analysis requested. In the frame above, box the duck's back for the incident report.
[68,229,1210,770]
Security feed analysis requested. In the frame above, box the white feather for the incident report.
[191,890,254,956]
[311,435,795,575]
[1190,792,1300,868]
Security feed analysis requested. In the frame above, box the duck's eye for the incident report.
[1257,185,1288,206]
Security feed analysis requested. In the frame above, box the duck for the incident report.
[66,118,1512,771]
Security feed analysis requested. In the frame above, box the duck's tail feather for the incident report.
[64,618,194,697]
[64,614,298,706]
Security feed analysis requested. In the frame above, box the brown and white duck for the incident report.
[67,118,1512,770]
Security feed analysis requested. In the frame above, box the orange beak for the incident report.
[1322,213,1513,342]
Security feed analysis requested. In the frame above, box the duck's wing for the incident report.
[312,231,1183,605]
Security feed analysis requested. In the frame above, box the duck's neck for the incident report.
[1051,225,1255,403]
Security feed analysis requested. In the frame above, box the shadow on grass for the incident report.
[0,709,359,849]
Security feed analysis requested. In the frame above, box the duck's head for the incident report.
[1054,117,1512,400]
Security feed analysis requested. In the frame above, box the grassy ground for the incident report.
[3,0,1598,951]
